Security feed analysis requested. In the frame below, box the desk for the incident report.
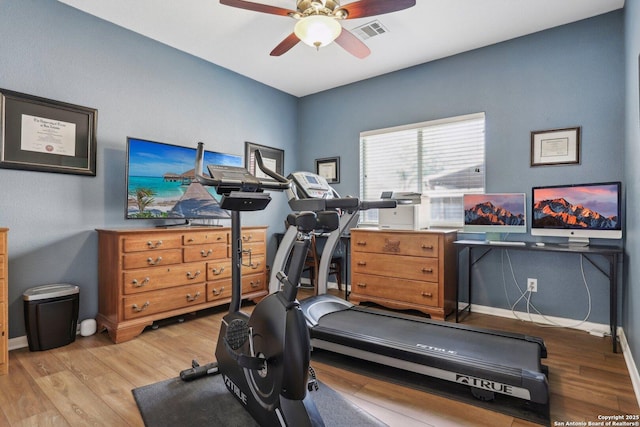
[454,240,623,353]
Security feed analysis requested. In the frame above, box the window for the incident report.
[359,112,485,226]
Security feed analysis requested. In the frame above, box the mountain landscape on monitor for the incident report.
[465,201,525,226]
[533,198,618,229]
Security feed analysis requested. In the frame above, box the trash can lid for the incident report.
[23,283,79,301]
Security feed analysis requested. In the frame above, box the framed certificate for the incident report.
[530,127,580,167]
[0,89,97,176]
[315,156,340,183]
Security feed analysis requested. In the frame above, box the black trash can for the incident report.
[23,283,79,351]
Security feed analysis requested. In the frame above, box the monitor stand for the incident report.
[565,236,590,247]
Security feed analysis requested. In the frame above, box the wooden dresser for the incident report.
[0,228,7,375]
[96,226,267,343]
[349,228,457,320]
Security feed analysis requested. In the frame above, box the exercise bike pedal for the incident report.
[180,362,219,381]
[307,366,319,392]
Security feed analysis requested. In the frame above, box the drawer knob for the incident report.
[146,256,162,266]
[186,292,201,302]
[356,241,367,246]
[217,236,223,241]
[132,301,150,312]
[200,249,213,257]
[211,266,225,275]
[212,287,225,296]
[421,292,433,297]
[242,234,253,241]
[357,261,367,266]
[421,244,434,250]
[422,268,434,273]
[250,280,262,288]
[247,261,261,270]
[132,277,150,288]
[357,282,367,288]
[187,238,194,243]
[146,240,163,249]
[186,271,201,280]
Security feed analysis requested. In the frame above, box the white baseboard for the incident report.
[9,335,28,351]
[466,303,611,335]
[618,329,640,406]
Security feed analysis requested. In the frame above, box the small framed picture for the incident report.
[530,127,580,167]
[315,156,340,183]
[244,141,284,181]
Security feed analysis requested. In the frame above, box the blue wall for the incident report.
[624,3,640,370]
[298,11,625,325]
[0,0,298,337]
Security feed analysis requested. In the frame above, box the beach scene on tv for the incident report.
[126,139,242,219]
[464,194,526,226]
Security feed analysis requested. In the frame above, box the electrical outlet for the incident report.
[527,278,538,293]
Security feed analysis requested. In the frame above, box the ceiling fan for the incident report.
[219,0,416,58]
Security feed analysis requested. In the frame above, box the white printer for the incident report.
[378,191,430,230]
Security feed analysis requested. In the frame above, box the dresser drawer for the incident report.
[352,252,438,282]
[0,255,4,279]
[0,301,4,365]
[183,231,227,245]
[207,280,232,301]
[352,231,439,257]
[123,249,183,269]
[123,235,182,252]
[351,273,439,307]
[241,228,266,244]
[184,244,227,262]
[123,283,206,320]
[242,255,265,274]
[207,259,232,281]
[0,237,4,254]
[123,262,206,294]
[242,273,266,293]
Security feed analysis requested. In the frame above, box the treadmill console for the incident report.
[288,171,335,199]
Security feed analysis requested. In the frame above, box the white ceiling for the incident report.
[57,0,624,97]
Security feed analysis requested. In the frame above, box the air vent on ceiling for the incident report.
[352,20,388,40]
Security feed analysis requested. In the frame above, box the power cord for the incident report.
[500,250,592,329]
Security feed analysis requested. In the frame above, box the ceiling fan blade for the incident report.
[220,0,295,16]
[270,33,301,56]
[334,28,370,59]
[338,0,416,19]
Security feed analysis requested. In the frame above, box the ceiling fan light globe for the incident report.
[294,15,342,48]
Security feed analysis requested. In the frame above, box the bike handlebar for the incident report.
[195,142,290,191]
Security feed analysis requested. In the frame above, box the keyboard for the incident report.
[487,240,526,246]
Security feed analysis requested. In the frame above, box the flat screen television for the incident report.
[463,193,527,236]
[126,137,242,223]
[531,181,622,245]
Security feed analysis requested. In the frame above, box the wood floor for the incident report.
[0,292,637,426]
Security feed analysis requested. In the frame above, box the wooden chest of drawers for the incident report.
[96,226,267,343]
[0,228,7,375]
[349,228,457,320]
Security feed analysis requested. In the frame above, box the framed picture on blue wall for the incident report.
[245,141,284,181]
[530,127,580,167]
[0,89,97,176]
[315,156,340,183]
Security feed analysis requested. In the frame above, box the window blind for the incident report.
[359,112,485,226]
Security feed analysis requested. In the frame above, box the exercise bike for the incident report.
[180,142,325,426]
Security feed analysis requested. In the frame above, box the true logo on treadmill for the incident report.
[416,343,457,354]
[455,374,514,395]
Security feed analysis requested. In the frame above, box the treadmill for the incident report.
[271,171,549,406]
